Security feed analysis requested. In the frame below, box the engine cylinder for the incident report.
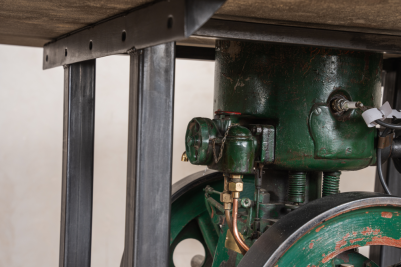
[214,40,382,171]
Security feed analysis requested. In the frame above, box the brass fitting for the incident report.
[229,182,243,192]
[232,192,240,199]
[181,151,189,162]
[224,203,232,210]
[220,192,232,203]
[229,174,243,179]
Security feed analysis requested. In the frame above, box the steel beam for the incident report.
[122,42,175,267]
[60,60,96,267]
[42,0,225,69]
[194,19,401,54]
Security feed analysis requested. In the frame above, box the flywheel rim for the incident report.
[239,192,401,267]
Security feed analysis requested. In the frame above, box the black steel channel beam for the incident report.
[176,45,215,60]
[42,0,225,69]
[60,60,96,267]
[370,58,401,266]
[122,42,175,267]
[194,19,401,54]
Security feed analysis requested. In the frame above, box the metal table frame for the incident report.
[49,1,401,266]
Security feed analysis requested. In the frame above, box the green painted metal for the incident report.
[197,212,219,256]
[252,125,275,165]
[274,206,401,266]
[322,171,341,196]
[170,174,255,266]
[209,125,256,174]
[185,117,259,173]
[185,117,218,165]
[288,172,307,203]
[214,40,382,171]
[331,251,378,267]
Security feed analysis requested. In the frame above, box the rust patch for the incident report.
[361,227,372,235]
[315,225,325,232]
[382,212,393,218]
[353,231,357,236]
[309,242,314,249]
[335,233,350,250]
[350,238,364,244]
[361,227,381,236]
[322,245,359,263]
[366,236,401,247]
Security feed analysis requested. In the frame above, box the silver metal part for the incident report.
[191,255,205,267]
[332,99,363,112]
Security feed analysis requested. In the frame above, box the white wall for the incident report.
[0,44,375,267]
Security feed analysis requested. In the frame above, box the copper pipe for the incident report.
[232,198,250,252]
[225,210,233,233]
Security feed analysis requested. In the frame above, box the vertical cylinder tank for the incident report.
[214,40,382,171]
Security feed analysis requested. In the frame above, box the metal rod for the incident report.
[232,199,250,252]
[225,210,233,233]
[59,60,96,267]
[206,197,225,213]
[122,42,175,267]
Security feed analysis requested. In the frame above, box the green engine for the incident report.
[171,40,401,267]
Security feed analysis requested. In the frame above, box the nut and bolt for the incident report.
[241,198,253,208]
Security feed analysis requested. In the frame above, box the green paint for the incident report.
[170,174,255,266]
[322,171,341,196]
[331,251,378,267]
[275,207,401,266]
[185,117,218,165]
[197,211,219,256]
[288,172,306,203]
[214,40,382,171]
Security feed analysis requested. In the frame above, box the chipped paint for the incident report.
[350,238,364,244]
[322,245,360,263]
[361,227,381,236]
[315,225,325,232]
[366,236,401,247]
[381,211,393,218]
[335,233,350,250]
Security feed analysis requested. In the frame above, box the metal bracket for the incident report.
[43,0,226,69]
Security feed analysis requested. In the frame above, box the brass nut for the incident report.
[232,192,240,199]
[224,203,232,210]
[229,182,243,192]
[220,193,232,203]
[229,174,243,179]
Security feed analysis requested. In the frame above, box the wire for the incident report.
[376,126,393,195]
[375,120,401,130]
[377,147,391,195]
